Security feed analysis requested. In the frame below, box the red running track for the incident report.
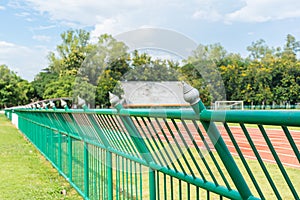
[219,126,300,169]
[137,120,300,169]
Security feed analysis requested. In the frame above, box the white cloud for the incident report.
[21,0,188,29]
[0,41,49,81]
[192,9,222,21]
[20,0,191,41]
[15,11,36,21]
[90,16,133,42]
[192,0,246,21]
[24,0,145,26]
[225,0,300,22]
[15,12,30,17]
[192,0,300,23]
[32,25,57,31]
[11,0,300,29]
[32,35,51,42]
[0,6,5,10]
[0,41,15,48]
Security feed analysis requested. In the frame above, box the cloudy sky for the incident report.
[1,0,300,81]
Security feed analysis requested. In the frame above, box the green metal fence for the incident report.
[4,109,12,121]
[4,84,300,200]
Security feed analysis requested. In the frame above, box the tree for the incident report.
[247,39,274,60]
[48,29,92,74]
[31,68,59,99]
[179,63,212,104]
[180,43,227,105]
[0,65,33,108]
[33,29,94,103]
[96,52,129,107]
[72,76,96,107]
[242,35,300,105]
[66,34,129,107]
[123,50,179,81]
[218,53,247,101]
[43,74,75,99]
[16,80,35,105]
[281,34,300,61]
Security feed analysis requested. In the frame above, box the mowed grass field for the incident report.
[0,114,82,200]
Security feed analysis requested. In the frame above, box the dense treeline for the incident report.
[1,29,299,109]
[182,35,300,106]
[0,65,34,108]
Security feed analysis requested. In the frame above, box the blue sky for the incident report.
[1,0,300,81]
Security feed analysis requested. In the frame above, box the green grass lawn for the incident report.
[0,114,83,200]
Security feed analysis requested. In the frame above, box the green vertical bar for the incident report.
[84,142,89,198]
[178,180,182,199]
[125,159,128,200]
[134,162,138,200]
[207,190,210,200]
[163,174,167,200]
[196,186,200,200]
[101,149,104,199]
[49,131,53,161]
[130,161,133,199]
[187,183,190,200]
[58,134,62,169]
[140,164,142,200]
[68,136,72,182]
[116,155,120,200]
[170,176,173,199]
[122,157,125,200]
[157,171,160,200]
[149,169,156,200]
[107,151,113,200]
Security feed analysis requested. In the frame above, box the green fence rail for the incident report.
[4,83,300,200]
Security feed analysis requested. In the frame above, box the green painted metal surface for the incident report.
[4,99,300,200]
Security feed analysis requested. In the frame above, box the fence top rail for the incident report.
[11,107,300,127]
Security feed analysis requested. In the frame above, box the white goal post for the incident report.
[213,101,244,110]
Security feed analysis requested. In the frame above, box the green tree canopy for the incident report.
[0,65,34,108]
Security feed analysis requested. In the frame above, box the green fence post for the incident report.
[58,133,62,169]
[84,142,89,198]
[8,109,12,121]
[149,169,156,200]
[183,82,254,200]
[68,136,73,182]
[110,92,156,200]
[107,151,113,200]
